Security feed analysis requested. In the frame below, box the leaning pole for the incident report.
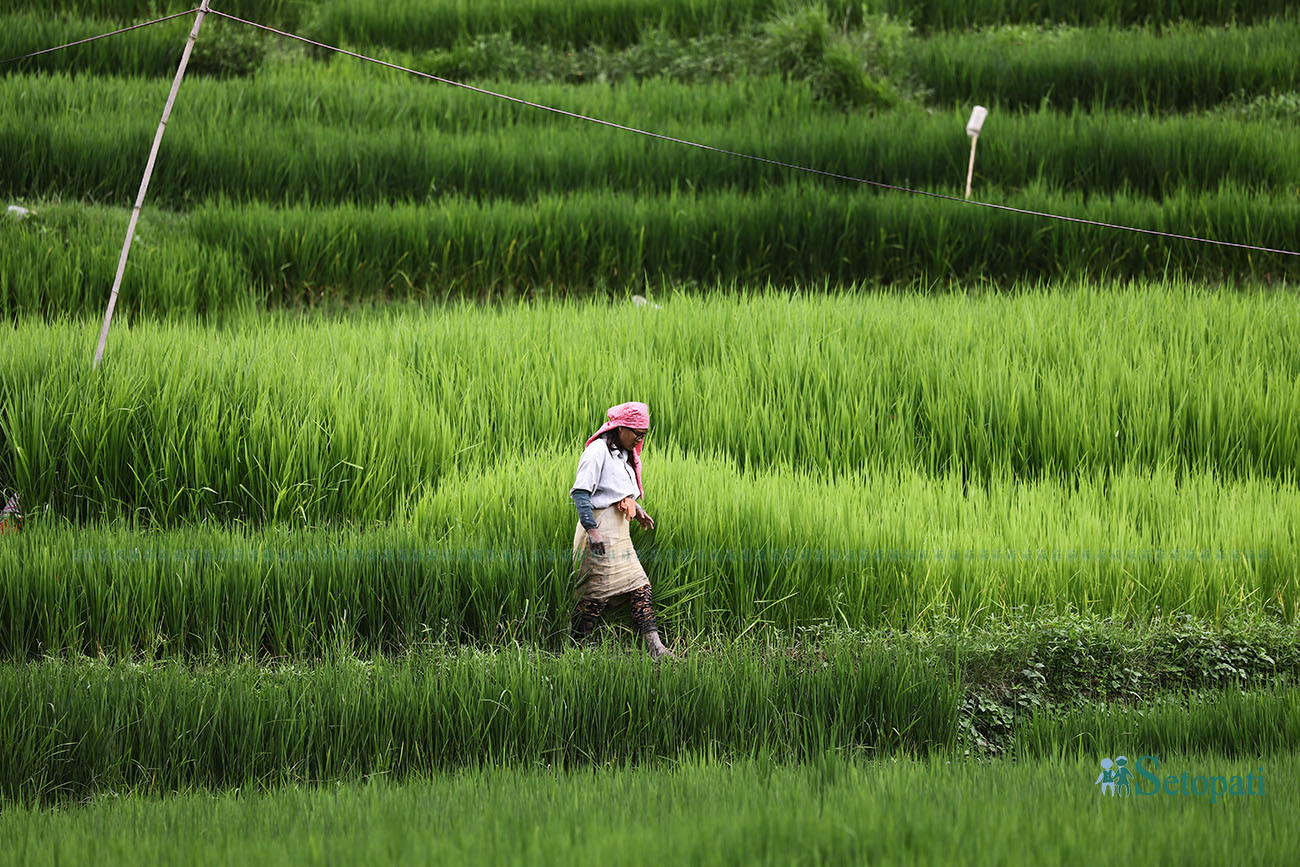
[93,0,211,370]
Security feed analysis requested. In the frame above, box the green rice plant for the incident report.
[0,644,959,802]
[884,0,1296,29]
[7,7,1298,104]
[301,0,861,53]
[21,0,1284,44]
[1,462,1297,654]
[300,0,1295,53]
[352,17,1300,113]
[0,203,252,318]
[1017,687,1300,758]
[6,184,1300,319]
[0,66,815,130]
[1,751,1298,864]
[0,12,190,78]
[0,1,309,29]
[912,17,1300,111]
[5,285,1300,529]
[5,71,1300,205]
[0,13,281,78]
[183,187,1300,294]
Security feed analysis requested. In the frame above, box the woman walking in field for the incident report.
[569,401,675,660]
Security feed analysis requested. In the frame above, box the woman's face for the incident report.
[616,426,648,450]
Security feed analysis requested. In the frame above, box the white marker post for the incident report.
[965,105,988,200]
[93,0,211,369]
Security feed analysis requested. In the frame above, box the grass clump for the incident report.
[1219,90,1300,124]
[760,4,912,110]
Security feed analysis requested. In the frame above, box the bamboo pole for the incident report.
[965,134,979,200]
[93,0,211,370]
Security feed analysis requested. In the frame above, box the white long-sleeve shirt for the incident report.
[570,439,640,509]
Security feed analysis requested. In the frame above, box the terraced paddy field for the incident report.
[4,753,1300,866]
[3,0,1298,862]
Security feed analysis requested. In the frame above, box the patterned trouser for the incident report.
[571,584,658,639]
[0,493,20,534]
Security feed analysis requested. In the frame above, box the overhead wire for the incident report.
[0,7,200,65]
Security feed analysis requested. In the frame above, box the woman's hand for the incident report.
[586,527,606,555]
[634,504,655,531]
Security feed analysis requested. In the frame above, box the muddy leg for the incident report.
[629,584,674,660]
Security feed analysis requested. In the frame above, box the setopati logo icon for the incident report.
[1095,755,1265,803]
[1095,756,1134,795]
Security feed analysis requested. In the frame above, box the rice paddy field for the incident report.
[3,0,1299,863]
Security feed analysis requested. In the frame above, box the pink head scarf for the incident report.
[584,401,649,498]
